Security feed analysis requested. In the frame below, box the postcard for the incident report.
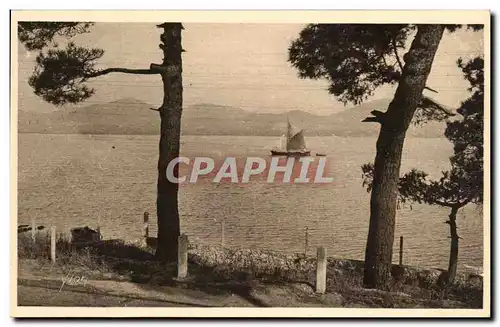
[10,10,490,318]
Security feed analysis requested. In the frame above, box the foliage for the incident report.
[19,21,185,263]
[18,22,94,51]
[444,24,485,33]
[361,163,428,209]
[19,22,158,106]
[288,24,413,106]
[288,24,483,124]
[28,42,104,105]
[19,22,102,105]
[361,56,484,208]
[445,57,484,203]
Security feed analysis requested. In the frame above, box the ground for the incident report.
[15,235,484,309]
[16,258,478,309]
[17,259,346,307]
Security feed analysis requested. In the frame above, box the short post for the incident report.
[316,246,327,294]
[399,235,404,266]
[177,234,188,279]
[143,212,149,245]
[31,218,36,242]
[221,219,225,248]
[50,226,56,263]
[304,227,309,256]
[96,226,101,241]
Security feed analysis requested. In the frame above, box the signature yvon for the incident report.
[59,273,88,292]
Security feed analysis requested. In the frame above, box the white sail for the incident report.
[280,134,287,150]
[286,120,300,141]
[271,117,308,154]
[286,129,307,151]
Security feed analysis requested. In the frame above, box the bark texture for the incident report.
[363,25,445,289]
[155,23,184,262]
[446,206,460,285]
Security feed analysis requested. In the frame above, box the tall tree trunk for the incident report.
[446,206,460,285]
[154,23,184,262]
[363,25,445,289]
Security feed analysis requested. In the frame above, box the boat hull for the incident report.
[270,150,311,157]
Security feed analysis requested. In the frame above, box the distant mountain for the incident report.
[321,99,449,138]
[18,98,448,138]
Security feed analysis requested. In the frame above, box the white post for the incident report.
[31,218,36,242]
[50,226,56,263]
[316,246,327,293]
[177,234,188,279]
[304,227,309,256]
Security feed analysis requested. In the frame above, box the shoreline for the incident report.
[16,233,484,308]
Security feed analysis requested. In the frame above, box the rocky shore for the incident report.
[187,244,483,291]
[17,227,483,308]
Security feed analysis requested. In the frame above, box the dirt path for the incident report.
[16,258,346,309]
[17,259,475,310]
[17,277,245,307]
[18,283,194,307]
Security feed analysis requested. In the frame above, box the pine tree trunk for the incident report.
[155,23,183,262]
[363,25,445,289]
[446,206,460,285]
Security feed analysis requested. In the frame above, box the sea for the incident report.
[17,133,484,272]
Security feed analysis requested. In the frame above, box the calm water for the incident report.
[18,134,483,271]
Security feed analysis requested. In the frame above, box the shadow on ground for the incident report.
[66,241,284,307]
[17,234,484,308]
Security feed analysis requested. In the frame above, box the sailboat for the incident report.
[270,118,311,156]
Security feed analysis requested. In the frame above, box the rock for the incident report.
[426,299,467,308]
[18,225,46,234]
[319,292,344,306]
[391,265,406,281]
[71,226,101,243]
[291,282,314,294]
[18,226,31,233]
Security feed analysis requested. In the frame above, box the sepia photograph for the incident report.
[10,10,490,318]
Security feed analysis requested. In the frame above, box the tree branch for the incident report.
[432,199,455,207]
[362,110,386,124]
[393,38,439,96]
[392,38,404,72]
[458,194,475,207]
[424,86,439,93]
[370,110,385,118]
[421,96,455,117]
[362,117,381,123]
[86,67,159,78]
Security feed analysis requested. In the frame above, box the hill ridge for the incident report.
[18,98,446,138]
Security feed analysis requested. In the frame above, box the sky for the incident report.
[17,23,484,116]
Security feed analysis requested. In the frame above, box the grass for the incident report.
[17,231,483,308]
[18,232,161,279]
